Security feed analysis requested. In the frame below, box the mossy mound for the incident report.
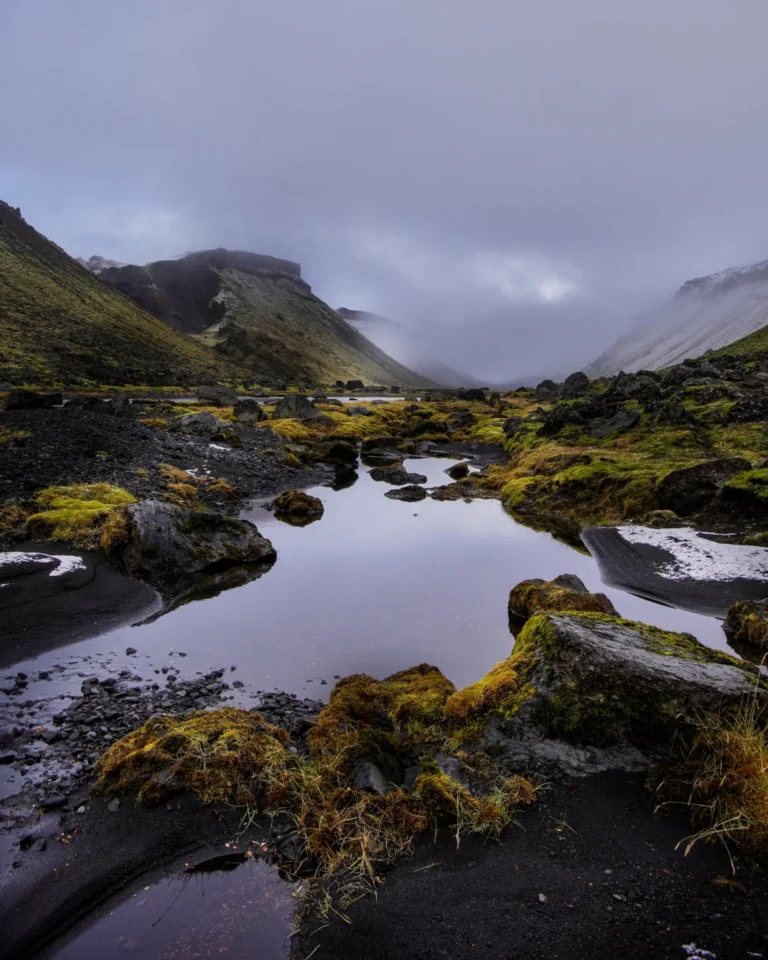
[643,509,686,528]
[270,490,324,525]
[25,483,136,548]
[508,574,617,624]
[93,708,289,804]
[725,600,768,651]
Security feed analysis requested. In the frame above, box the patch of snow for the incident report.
[682,945,717,960]
[616,527,768,584]
[208,444,227,451]
[0,551,86,577]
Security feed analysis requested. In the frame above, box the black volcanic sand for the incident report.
[0,542,159,667]
[582,526,768,618]
[296,771,768,960]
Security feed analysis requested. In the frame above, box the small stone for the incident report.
[76,805,86,814]
[125,648,137,656]
[107,799,120,813]
[538,893,547,903]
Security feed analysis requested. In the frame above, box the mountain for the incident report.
[0,202,242,385]
[76,254,126,275]
[92,254,430,387]
[588,258,768,376]
[337,308,481,388]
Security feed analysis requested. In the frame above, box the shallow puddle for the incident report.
[51,857,294,960]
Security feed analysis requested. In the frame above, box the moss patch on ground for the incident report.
[25,483,136,548]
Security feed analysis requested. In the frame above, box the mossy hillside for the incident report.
[25,483,136,548]
[0,202,247,385]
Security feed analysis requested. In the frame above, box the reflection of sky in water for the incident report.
[12,459,730,698]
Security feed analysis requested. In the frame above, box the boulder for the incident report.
[346,379,364,391]
[361,436,399,452]
[726,394,768,424]
[538,404,585,438]
[502,416,525,438]
[272,395,324,420]
[446,462,470,480]
[346,406,371,417]
[446,410,476,431]
[656,457,752,515]
[587,408,640,439]
[308,440,359,465]
[5,389,62,411]
[269,490,324,526]
[508,574,618,624]
[608,372,661,404]
[467,613,760,774]
[69,396,112,414]
[535,379,558,399]
[178,411,229,439]
[369,463,428,486]
[725,600,768,652]
[457,388,486,402]
[108,500,276,579]
[196,385,237,406]
[384,485,427,502]
[643,509,686,528]
[655,401,688,425]
[233,398,266,424]
[560,371,589,399]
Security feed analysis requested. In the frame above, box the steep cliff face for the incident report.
[589,258,768,376]
[0,203,242,385]
[93,253,430,386]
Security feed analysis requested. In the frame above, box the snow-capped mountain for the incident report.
[77,254,126,275]
[588,258,768,376]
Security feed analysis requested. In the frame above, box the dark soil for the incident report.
[0,406,320,513]
[296,771,768,960]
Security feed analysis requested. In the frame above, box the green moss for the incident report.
[271,489,324,525]
[720,469,768,502]
[25,483,136,547]
[384,664,456,734]
[725,601,768,650]
[508,578,615,621]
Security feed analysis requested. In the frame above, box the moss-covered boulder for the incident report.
[308,439,358,465]
[725,600,768,652]
[446,612,761,771]
[106,500,276,579]
[656,458,752,516]
[508,574,618,624]
[369,463,428,486]
[270,490,324,525]
[446,461,470,480]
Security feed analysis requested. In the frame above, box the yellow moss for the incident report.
[93,708,289,805]
[25,483,136,547]
[159,463,191,483]
[0,501,27,535]
[384,664,456,734]
[208,478,238,499]
[508,578,615,620]
[99,507,131,553]
[139,417,168,429]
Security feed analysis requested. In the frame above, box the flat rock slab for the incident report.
[582,525,768,617]
[0,542,159,667]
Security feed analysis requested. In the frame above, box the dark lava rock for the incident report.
[369,463,428,486]
[384,485,427,502]
[446,410,476,431]
[726,394,768,423]
[560,371,589,399]
[272,394,325,420]
[538,404,585,438]
[656,457,752,515]
[588,409,640,439]
[196,385,237,406]
[269,490,324,525]
[503,416,525,438]
[177,411,229,438]
[346,406,370,417]
[457,388,486,402]
[608,371,661,403]
[309,440,359,465]
[346,379,365,391]
[233,398,266,424]
[508,574,618,625]
[535,379,558,399]
[5,390,62,411]
[109,500,276,579]
[354,761,391,796]
[446,462,470,480]
[654,401,688,425]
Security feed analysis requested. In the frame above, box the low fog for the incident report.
[3,0,768,381]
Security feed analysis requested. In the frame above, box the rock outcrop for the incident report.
[108,500,276,580]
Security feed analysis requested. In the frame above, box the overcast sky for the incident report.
[3,0,768,380]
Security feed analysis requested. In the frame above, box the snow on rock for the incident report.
[616,526,768,584]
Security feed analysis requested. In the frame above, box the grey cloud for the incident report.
[3,0,768,379]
